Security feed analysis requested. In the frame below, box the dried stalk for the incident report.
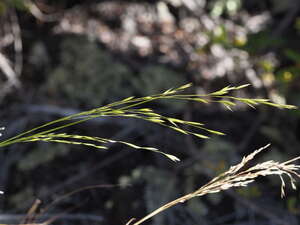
[127,144,300,225]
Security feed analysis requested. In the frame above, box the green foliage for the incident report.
[273,49,300,105]
[210,0,242,17]
[133,65,186,95]
[0,2,6,14]
[284,49,300,63]
[17,143,70,171]
[47,36,134,107]
[237,185,261,198]
[8,0,27,10]
[47,37,188,110]
[0,0,27,14]
[142,167,179,225]
[287,196,300,214]
[132,65,186,110]
[245,31,285,53]
[277,49,300,84]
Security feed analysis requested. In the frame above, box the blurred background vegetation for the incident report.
[0,0,300,224]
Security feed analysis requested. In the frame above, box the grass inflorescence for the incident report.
[127,144,300,225]
[0,83,297,162]
[0,84,299,224]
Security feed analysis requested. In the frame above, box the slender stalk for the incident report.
[129,193,194,225]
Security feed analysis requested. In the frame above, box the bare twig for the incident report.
[24,0,61,22]
[226,190,293,225]
[0,213,103,224]
[20,199,42,224]
[22,127,135,208]
[273,1,300,36]
[10,9,23,78]
[0,52,20,87]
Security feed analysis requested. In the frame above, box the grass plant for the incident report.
[0,83,299,225]
[0,83,296,160]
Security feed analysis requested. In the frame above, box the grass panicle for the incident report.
[127,144,300,225]
[0,84,297,162]
[0,84,299,223]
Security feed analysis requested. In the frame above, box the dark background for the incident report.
[0,0,300,224]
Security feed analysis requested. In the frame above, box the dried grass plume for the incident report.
[127,144,300,225]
